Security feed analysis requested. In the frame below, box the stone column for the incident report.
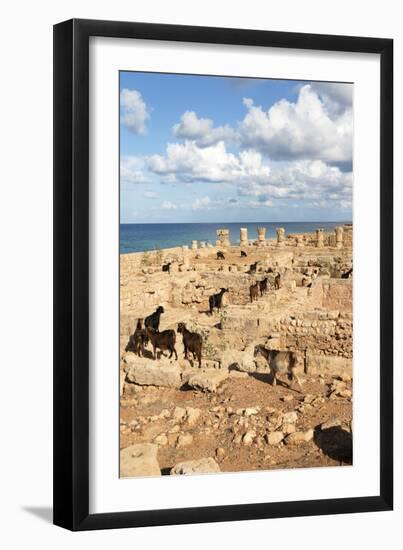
[296,234,304,247]
[191,240,198,251]
[276,227,285,247]
[335,226,344,249]
[182,245,190,268]
[216,228,230,247]
[240,227,248,246]
[257,227,266,244]
[316,229,324,248]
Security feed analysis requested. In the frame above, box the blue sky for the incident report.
[120,72,353,223]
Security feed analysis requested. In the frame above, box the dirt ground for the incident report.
[120,372,353,474]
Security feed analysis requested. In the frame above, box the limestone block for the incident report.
[126,360,182,388]
[120,444,161,477]
[170,457,221,475]
[182,369,229,392]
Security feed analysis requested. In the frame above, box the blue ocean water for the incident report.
[120,222,350,254]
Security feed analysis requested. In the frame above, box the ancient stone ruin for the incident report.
[120,224,353,477]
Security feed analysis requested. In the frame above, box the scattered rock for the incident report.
[120,444,161,477]
[244,407,260,417]
[177,433,193,448]
[242,430,256,446]
[286,429,314,445]
[283,411,298,424]
[154,434,168,446]
[170,457,221,475]
[265,431,284,445]
[282,423,296,435]
[173,407,187,422]
[185,407,202,427]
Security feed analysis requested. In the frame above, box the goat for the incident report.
[145,327,178,360]
[162,262,171,272]
[240,250,248,257]
[125,318,148,356]
[249,281,259,303]
[249,261,258,274]
[341,267,353,279]
[177,322,202,367]
[209,288,228,315]
[259,277,269,296]
[144,305,164,331]
[216,251,225,260]
[254,345,303,390]
[274,273,281,290]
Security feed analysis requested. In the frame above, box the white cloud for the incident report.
[238,84,352,162]
[120,156,148,184]
[161,200,177,210]
[238,159,352,202]
[147,141,271,184]
[143,191,158,199]
[120,88,150,134]
[146,140,351,206]
[173,111,236,147]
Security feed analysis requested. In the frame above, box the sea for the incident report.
[120,222,350,254]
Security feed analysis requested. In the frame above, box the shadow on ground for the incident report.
[314,426,353,464]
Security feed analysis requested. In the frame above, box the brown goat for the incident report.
[254,345,303,390]
[125,318,148,356]
[145,327,178,360]
[177,322,202,367]
[249,281,259,302]
[274,273,281,290]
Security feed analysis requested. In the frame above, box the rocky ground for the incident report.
[120,238,353,478]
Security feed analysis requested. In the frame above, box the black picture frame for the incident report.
[53,18,393,531]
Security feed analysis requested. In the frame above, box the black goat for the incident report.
[177,322,202,367]
[145,327,178,360]
[145,305,164,331]
[240,250,248,257]
[209,288,228,315]
[259,277,269,296]
[216,251,225,260]
[341,268,353,279]
[249,261,258,274]
[125,318,148,357]
[162,262,171,272]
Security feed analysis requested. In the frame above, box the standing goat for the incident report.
[254,345,303,390]
[209,288,228,315]
[216,251,225,260]
[274,273,281,290]
[259,277,269,296]
[145,305,164,331]
[249,281,259,303]
[125,318,148,356]
[145,327,178,360]
[177,322,202,367]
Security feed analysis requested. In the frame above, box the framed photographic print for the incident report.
[53,19,393,530]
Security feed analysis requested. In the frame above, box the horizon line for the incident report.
[120,220,352,225]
